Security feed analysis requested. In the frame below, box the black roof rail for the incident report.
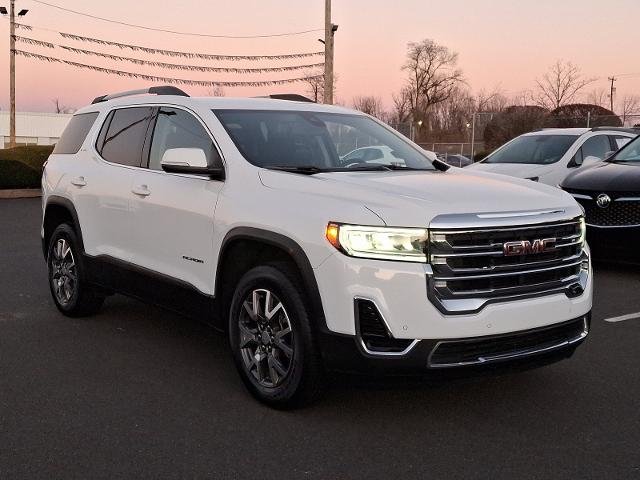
[91,86,189,104]
[256,94,315,103]
[589,126,640,134]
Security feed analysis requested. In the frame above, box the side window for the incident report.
[96,107,153,167]
[53,112,99,154]
[611,135,632,150]
[580,135,610,160]
[364,148,383,161]
[148,107,221,171]
[343,149,367,162]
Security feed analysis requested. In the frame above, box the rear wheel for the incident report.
[47,223,105,317]
[228,264,324,408]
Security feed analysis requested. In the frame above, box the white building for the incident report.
[0,111,72,149]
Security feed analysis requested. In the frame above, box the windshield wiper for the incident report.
[265,165,327,175]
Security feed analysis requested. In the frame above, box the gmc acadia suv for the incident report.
[42,86,592,408]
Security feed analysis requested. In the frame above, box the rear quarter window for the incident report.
[52,112,99,154]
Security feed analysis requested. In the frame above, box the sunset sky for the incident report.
[1,0,639,113]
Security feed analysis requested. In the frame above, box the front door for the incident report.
[129,106,225,295]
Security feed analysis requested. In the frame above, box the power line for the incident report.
[10,23,324,61]
[30,0,323,38]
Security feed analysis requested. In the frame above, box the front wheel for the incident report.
[228,265,324,408]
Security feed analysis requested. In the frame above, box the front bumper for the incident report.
[314,249,593,340]
[318,313,590,375]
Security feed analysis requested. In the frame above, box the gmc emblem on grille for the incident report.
[503,238,557,256]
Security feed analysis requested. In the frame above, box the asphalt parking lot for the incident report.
[1,198,639,479]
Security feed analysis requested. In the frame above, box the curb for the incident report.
[0,189,42,199]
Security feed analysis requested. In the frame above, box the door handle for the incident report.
[132,184,151,197]
[71,176,87,187]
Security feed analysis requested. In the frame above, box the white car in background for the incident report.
[467,127,637,186]
[341,145,437,166]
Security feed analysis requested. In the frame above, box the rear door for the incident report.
[129,106,225,295]
[86,106,154,261]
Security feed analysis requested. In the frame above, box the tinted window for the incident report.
[611,135,632,149]
[581,135,610,160]
[97,107,153,167]
[148,107,220,171]
[214,110,434,171]
[52,112,98,154]
[365,148,383,161]
[484,135,579,164]
[611,135,640,162]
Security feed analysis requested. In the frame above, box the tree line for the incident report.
[316,39,640,152]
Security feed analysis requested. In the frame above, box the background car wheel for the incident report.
[47,223,105,317]
[229,264,324,408]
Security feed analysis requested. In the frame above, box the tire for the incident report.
[228,264,325,408]
[47,223,105,317]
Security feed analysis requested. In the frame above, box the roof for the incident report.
[523,128,590,136]
[75,95,360,116]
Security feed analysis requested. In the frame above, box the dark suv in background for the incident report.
[562,134,640,263]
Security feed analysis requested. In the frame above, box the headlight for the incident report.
[326,223,428,262]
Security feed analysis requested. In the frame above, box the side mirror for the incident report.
[161,148,225,179]
[582,155,601,166]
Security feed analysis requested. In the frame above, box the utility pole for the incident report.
[608,76,617,113]
[2,0,27,147]
[323,0,337,104]
[9,0,16,147]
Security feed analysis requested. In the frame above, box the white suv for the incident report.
[467,127,637,186]
[42,87,592,407]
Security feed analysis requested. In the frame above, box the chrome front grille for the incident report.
[428,217,587,314]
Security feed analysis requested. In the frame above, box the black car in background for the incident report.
[562,135,640,263]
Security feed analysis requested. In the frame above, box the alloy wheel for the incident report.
[50,238,77,306]
[238,288,294,388]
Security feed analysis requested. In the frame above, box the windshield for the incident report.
[213,110,434,171]
[484,134,579,165]
[610,135,640,162]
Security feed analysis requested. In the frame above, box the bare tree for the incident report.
[207,86,225,97]
[620,95,640,123]
[352,95,384,119]
[304,68,337,103]
[534,60,594,110]
[476,87,508,113]
[586,88,609,108]
[402,39,464,118]
[391,87,413,123]
[52,98,66,114]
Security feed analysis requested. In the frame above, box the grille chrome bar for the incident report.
[442,252,583,274]
[427,214,586,314]
[430,220,581,236]
[444,273,581,296]
[434,259,583,281]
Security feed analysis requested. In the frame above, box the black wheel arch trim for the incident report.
[216,227,330,333]
[43,196,85,259]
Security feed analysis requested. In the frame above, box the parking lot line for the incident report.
[603,312,640,323]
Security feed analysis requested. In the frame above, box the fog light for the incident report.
[434,280,447,288]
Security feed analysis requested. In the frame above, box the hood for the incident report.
[466,162,552,179]
[259,168,579,227]
[562,161,640,191]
